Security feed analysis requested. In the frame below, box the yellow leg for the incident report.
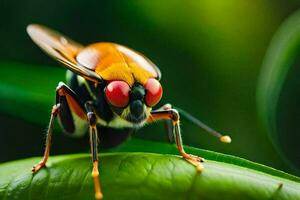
[174,120,204,172]
[32,104,60,173]
[92,161,103,200]
[148,108,204,172]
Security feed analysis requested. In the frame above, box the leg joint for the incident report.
[169,109,180,122]
[87,112,97,126]
[56,82,67,96]
[163,103,172,110]
[92,170,99,177]
[51,104,61,115]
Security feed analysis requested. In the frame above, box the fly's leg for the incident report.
[32,82,104,199]
[32,82,86,172]
[32,104,60,172]
[148,107,204,172]
[164,120,173,143]
[158,103,174,143]
[85,102,103,200]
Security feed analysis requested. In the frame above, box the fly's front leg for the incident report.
[85,102,103,200]
[32,82,86,172]
[32,104,60,172]
[149,107,204,172]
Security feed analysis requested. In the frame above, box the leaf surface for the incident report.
[0,140,300,200]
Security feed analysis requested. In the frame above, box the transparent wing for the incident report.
[27,24,102,83]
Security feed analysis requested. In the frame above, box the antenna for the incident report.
[175,107,231,143]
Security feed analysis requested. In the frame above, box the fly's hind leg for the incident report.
[32,82,86,173]
[148,106,204,172]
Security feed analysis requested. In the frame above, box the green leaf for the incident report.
[0,61,64,125]
[113,139,300,183]
[257,10,300,172]
[0,140,300,200]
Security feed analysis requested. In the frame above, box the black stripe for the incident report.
[58,95,75,133]
[91,128,98,161]
[67,71,93,103]
[67,71,114,122]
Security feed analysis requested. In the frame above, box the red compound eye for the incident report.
[105,81,130,108]
[145,78,163,107]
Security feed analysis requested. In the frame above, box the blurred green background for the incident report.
[1,0,300,175]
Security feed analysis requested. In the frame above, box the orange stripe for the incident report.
[65,94,86,120]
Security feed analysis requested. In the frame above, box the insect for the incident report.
[27,24,231,200]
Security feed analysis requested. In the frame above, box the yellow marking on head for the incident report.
[144,107,152,120]
[120,105,152,120]
[108,115,135,128]
[120,106,131,120]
